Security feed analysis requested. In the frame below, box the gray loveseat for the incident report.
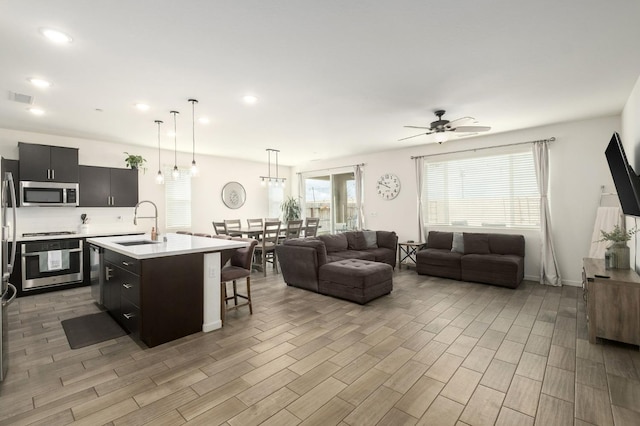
[416,231,525,288]
[276,230,398,303]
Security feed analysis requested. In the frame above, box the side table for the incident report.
[397,241,425,269]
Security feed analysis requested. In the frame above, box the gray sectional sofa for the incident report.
[416,231,525,288]
[275,230,398,303]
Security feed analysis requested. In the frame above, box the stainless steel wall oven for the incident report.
[21,239,83,290]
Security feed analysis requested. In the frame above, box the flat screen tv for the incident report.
[605,132,640,216]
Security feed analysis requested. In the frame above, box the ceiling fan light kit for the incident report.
[399,109,491,143]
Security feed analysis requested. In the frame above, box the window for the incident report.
[303,171,358,234]
[268,185,284,219]
[164,167,191,228]
[423,147,540,228]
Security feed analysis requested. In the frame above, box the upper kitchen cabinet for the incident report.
[79,166,138,207]
[19,142,79,183]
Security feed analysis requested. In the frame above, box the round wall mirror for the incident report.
[221,181,246,209]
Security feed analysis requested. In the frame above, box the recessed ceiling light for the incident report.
[243,95,258,104]
[40,28,73,44]
[28,78,52,88]
[28,107,45,116]
[198,117,210,124]
[135,103,150,111]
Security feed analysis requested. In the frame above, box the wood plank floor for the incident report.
[2,268,640,425]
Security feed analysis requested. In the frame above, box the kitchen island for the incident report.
[86,233,249,347]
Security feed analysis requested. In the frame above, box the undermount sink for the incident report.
[117,240,161,246]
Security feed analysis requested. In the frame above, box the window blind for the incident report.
[164,167,191,228]
[423,148,540,228]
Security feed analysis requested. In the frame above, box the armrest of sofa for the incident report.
[275,238,328,292]
[376,231,398,251]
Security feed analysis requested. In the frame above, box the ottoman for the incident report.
[318,259,393,304]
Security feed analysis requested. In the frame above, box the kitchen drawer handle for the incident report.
[122,283,132,289]
[123,313,135,319]
[122,261,131,266]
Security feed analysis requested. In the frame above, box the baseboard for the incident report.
[524,275,581,287]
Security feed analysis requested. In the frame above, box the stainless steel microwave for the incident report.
[20,181,79,207]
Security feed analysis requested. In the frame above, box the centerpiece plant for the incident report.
[281,196,301,222]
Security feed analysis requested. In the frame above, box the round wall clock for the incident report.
[376,173,401,200]
[221,181,246,209]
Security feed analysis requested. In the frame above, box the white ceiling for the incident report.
[1,1,639,166]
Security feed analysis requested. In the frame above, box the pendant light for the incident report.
[259,148,286,187]
[170,110,179,180]
[154,120,164,184]
[188,98,199,177]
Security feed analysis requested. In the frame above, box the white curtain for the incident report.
[533,141,561,286]
[297,173,304,220]
[414,157,425,243]
[354,164,365,230]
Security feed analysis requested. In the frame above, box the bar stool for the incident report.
[220,238,258,325]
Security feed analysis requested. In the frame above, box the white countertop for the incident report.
[86,233,249,259]
[18,230,144,242]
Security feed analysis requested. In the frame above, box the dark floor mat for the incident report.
[61,312,128,349]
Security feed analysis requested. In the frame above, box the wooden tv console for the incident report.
[582,258,640,347]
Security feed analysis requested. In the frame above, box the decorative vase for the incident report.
[606,242,630,269]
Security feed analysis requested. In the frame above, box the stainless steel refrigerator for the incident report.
[1,167,18,382]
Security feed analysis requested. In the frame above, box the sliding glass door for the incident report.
[303,171,357,234]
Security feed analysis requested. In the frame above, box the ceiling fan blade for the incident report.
[453,125,491,133]
[447,116,476,127]
[398,132,430,141]
[404,125,432,130]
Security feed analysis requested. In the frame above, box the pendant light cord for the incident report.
[189,99,198,162]
[170,111,179,168]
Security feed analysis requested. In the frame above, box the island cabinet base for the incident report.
[105,249,204,348]
[140,254,204,347]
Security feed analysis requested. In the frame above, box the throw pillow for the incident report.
[451,232,464,253]
[363,230,378,248]
[463,233,491,254]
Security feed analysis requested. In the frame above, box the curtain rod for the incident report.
[410,137,556,160]
[296,162,365,175]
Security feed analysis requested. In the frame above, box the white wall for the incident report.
[293,115,621,286]
[0,128,291,236]
[622,75,640,273]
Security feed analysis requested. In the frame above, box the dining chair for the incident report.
[247,218,263,229]
[303,217,320,237]
[224,219,242,236]
[253,220,281,277]
[283,219,303,240]
[212,221,228,235]
[220,238,258,325]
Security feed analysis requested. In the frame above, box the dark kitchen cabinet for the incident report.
[18,142,79,183]
[79,166,138,207]
[1,158,19,207]
[104,250,140,335]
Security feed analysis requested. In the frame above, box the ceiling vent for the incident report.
[7,91,34,105]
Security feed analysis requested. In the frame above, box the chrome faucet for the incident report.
[134,200,159,240]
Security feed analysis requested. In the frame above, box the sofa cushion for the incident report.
[376,231,398,250]
[318,233,348,252]
[461,253,524,288]
[366,247,396,265]
[427,231,453,250]
[283,237,328,266]
[489,234,525,257]
[327,250,376,263]
[363,230,378,248]
[346,231,367,250]
[463,233,490,254]
[416,248,462,280]
[451,232,464,253]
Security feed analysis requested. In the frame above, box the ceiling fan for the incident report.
[399,110,491,143]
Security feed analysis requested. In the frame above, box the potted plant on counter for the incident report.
[124,152,146,173]
[596,224,637,269]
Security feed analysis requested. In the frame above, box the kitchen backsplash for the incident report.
[16,207,141,236]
